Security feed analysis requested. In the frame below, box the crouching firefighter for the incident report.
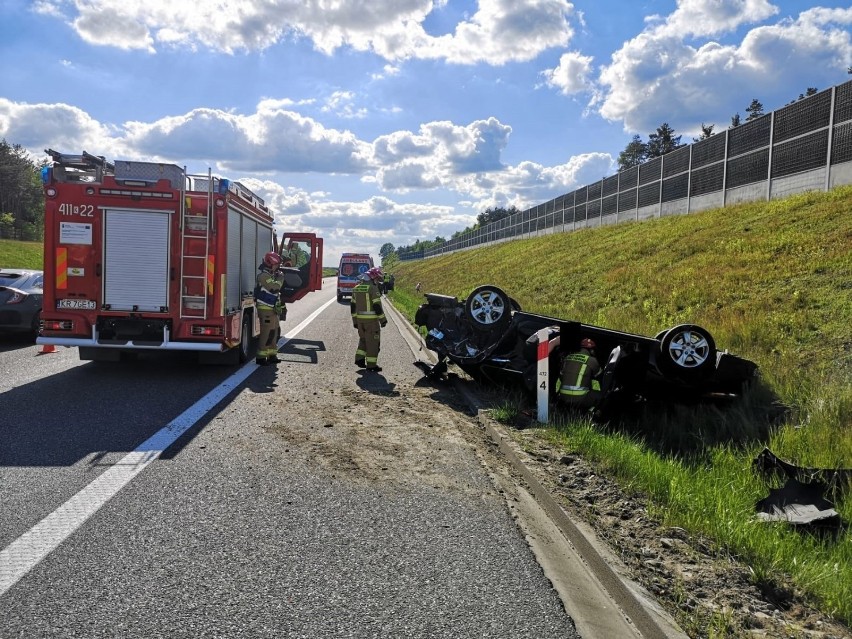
[351,266,387,372]
[254,251,286,366]
[555,338,602,412]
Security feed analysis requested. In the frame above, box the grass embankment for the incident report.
[388,187,852,630]
[0,239,43,270]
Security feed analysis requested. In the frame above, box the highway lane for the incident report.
[0,328,239,552]
[0,278,581,638]
[0,281,342,552]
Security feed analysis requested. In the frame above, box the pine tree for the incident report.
[646,123,683,158]
[617,135,648,170]
[745,99,765,121]
[693,123,715,142]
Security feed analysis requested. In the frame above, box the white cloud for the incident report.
[377,162,444,190]
[241,180,470,255]
[34,0,577,65]
[0,98,120,158]
[451,151,613,208]
[662,0,778,37]
[541,51,595,95]
[420,0,576,65]
[593,4,852,136]
[121,103,373,174]
[371,117,512,191]
[1,96,611,259]
[72,5,156,52]
[321,91,368,119]
[372,64,402,80]
[32,0,65,19]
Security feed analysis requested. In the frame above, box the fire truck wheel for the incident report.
[238,314,256,363]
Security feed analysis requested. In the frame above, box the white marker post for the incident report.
[536,327,551,423]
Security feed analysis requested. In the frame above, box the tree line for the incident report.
[388,205,523,260]
[0,140,45,242]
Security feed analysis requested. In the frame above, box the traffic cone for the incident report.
[37,343,57,355]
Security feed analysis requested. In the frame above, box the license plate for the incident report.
[57,298,96,310]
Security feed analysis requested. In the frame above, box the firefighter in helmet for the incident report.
[255,251,286,366]
[555,337,602,411]
[351,266,386,372]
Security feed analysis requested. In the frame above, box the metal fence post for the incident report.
[826,86,837,192]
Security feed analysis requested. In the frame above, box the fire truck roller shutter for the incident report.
[104,209,170,312]
[226,208,242,310]
[239,214,258,297]
[258,224,272,265]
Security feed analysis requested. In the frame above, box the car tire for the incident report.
[658,324,716,380]
[464,285,512,332]
[31,309,42,340]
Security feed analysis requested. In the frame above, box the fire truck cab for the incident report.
[38,150,323,364]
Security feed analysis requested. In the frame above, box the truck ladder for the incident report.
[178,170,214,320]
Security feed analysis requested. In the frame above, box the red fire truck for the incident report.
[37,150,323,364]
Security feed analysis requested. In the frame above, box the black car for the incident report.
[414,284,757,408]
[0,268,44,339]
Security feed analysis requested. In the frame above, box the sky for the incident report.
[1,1,851,266]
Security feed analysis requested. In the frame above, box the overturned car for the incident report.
[414,285,758,409]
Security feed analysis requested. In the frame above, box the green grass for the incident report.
[0,239,43,270]
[388,186,852,625]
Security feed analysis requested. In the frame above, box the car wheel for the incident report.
[31,309,42,340]
[658,324,716,380]
[464,285,511,332]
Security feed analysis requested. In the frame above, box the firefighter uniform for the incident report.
[255,263,286,365]
[555,347,601,410]
[351,272,386,371]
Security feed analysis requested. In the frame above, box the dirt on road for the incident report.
[263,310,851,639]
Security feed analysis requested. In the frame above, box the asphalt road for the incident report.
[0,278,583,639]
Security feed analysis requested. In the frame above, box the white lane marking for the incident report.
[0,295,337,597]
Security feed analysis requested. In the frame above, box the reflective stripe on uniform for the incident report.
[571,362,588,387]
[558,353,596,397]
